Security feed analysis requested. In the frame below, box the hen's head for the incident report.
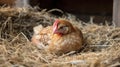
[53,19,75,35]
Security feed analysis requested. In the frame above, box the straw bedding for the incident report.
[0,7,120,67]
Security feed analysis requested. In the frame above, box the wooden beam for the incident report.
[113,0,120,26]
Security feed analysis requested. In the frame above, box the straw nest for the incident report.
[0,7,120,67]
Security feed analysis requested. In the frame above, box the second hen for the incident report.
[31,19,84,55]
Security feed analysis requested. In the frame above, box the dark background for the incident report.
[0,0,113,23]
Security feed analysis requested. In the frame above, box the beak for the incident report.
[53,19,59,34]
[52,26,57,34]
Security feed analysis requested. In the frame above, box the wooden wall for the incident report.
[0,0,15,6]
[0,0,113,23]
[0,0,112,16]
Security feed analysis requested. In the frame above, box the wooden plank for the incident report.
[113,0,120,26]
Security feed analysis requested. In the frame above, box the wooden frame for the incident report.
[113,0,120,26]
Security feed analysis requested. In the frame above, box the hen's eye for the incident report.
[60,26,67,30]
[60,26,64,29]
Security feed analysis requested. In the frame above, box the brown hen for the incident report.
[31,19,84,55]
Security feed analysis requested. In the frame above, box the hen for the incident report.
[31,19,84,55]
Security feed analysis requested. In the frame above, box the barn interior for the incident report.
[0,0,120,67]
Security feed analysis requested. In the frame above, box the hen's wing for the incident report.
[31,25,52,48]
[47,27,84,55]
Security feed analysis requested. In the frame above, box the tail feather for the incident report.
[33,25,43,35]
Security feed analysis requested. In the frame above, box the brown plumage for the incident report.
[31,19,84,55]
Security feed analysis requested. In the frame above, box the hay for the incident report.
[0,7,120,67]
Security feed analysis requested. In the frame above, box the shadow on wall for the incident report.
[29,0,113,24]
[0,0,113,23]
[0,0,113,15]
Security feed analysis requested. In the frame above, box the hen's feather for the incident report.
[31,25,52,46]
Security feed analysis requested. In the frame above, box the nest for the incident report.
[0,7,120,67]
